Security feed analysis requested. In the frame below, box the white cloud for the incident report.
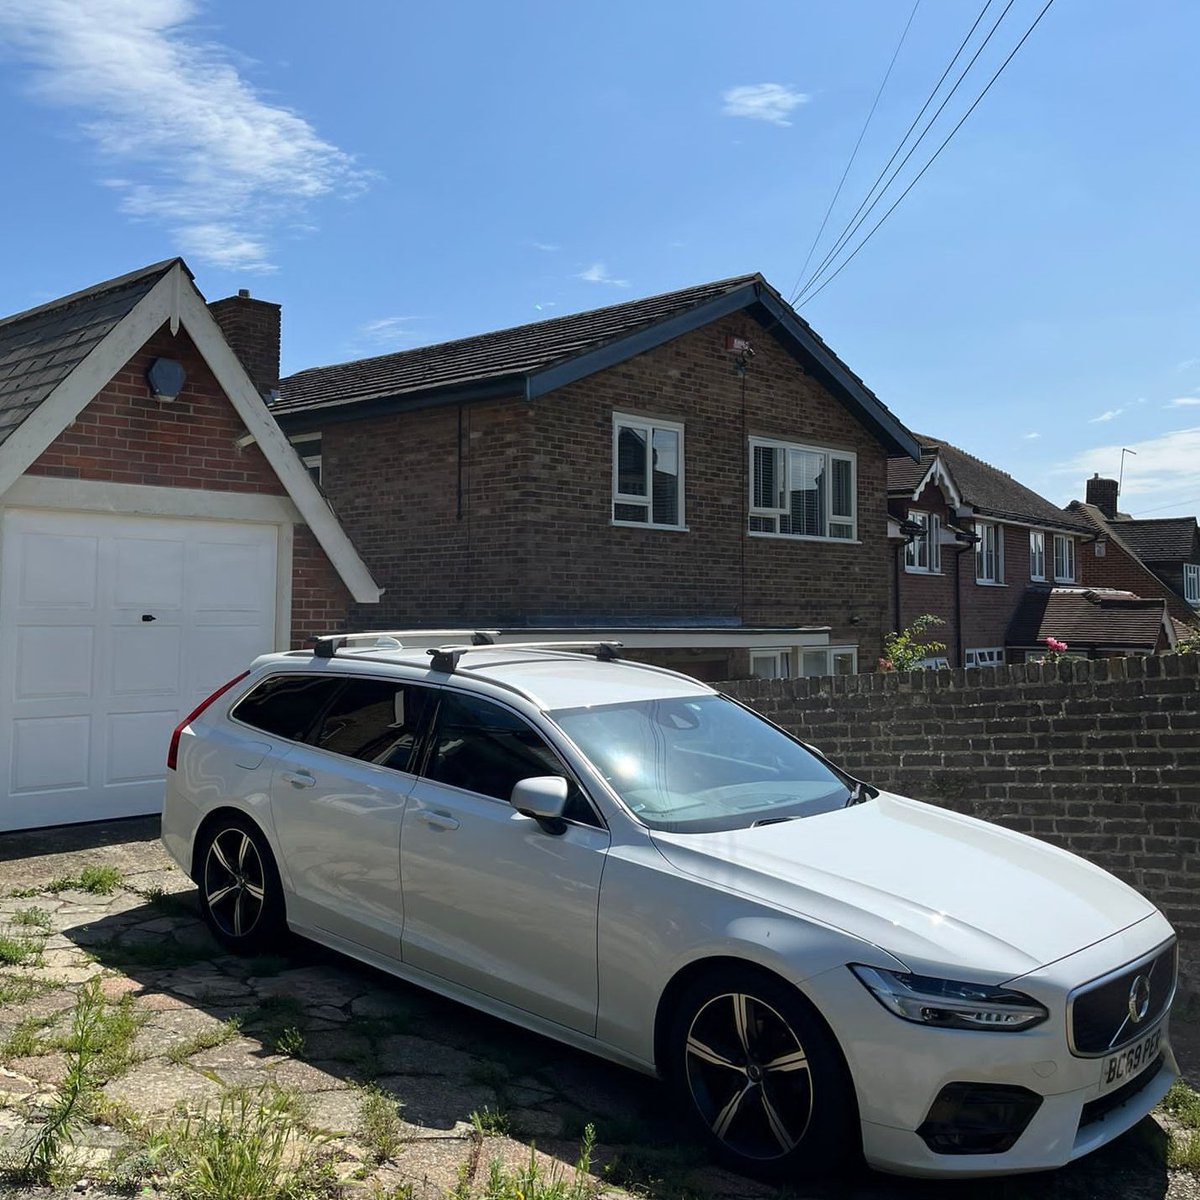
[1053,426,1200,506]
[0,0,366,270]
[1176,358,1199,372]
[578,262,629,287]
[1022,432,1041,440]
[1088,408,1124,424]
[360,316,423,347]
[1167,396,1200,408]
[722,83,809,127]
[531,242,560,253]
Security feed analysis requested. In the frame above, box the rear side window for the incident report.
[310,680,434,773]
[232,675,344,742]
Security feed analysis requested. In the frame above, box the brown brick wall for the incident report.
[1078,532,1200,630]
[208,293,281,400]
[23,321,350,645]
[725,653,1200,985]
[319,312,893,662]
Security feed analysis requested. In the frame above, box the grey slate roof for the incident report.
[274,273,919,458]
[0,259,179,448]
[1006,587,1166,650]
[1109,517,1199,562]
[889,435,1093,534]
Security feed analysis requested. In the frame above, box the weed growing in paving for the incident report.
[144,1085,336,1200]
[0,1011,63,1059]
[59,990,146,1080]
[87,935,213,971]
[47,865,124,896]
[476,1124,598,1200]
[357,1084,405,1163]
[471,1106,511,1137]
[0,931,42,966]
[272,1024,307,1058]
[1162,1080,1200,1171]
[0,973,61,1006]
[12,906,52,929]
[167,1016,243,1065]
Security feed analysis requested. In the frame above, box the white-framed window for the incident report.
[904,511,941,573]
[800,646,858,677]
[612,414,684,528]
[1185,563,1200,606]
[750,649,792,680]
[1053,535,1076,583]
[289,433,322,485]
[1029,531,1045,581]
[975,521,1004,584]
[748,438,856,540]
[965,647,1004,668]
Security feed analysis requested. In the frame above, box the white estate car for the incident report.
[161,634,1178,1180]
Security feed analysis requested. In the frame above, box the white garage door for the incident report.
[0,509,278,831]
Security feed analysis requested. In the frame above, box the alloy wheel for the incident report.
[203,827,267,940]
[684,990,814,1161]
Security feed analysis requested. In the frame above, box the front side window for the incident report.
[749,438,856,540]
[1185,563,1200,605]
[904,511,941,573]
[612,414,684,528]
[552,694,852,833]
[1029,531,1045,581]
[976,522,1004,583]
[1053,535,1076,582]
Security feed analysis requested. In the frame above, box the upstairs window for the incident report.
[904,511,941,573]
[613,415,684,529]
[975,522,1003,584]
[1053,535,1076,583]
[749,439,856,540]
[1185,563,1200,606]
[1029,531,1046,581]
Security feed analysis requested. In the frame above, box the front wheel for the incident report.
[196,815,286,953]
[666,967,857,1179]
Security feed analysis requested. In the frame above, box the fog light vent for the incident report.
[917,1082,1043,1155]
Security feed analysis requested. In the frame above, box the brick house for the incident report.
[886,436,1127,666]
[0,259,380,830]
[271,274,920,681]
[1067,475,1200,632]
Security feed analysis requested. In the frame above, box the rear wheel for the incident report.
[196,815,285,952]
[667,967,856,1179]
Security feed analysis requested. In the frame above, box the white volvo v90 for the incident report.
[161,633,1178,1180]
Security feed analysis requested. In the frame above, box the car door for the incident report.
[400,689,610,1035]
[262,675,435,958]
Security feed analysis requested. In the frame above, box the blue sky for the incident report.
[1,0,1197,517]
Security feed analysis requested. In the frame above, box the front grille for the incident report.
[1078,1053,1164,1129]
[1070,941,1176,1056]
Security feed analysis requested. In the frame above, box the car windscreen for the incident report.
[550,694,851,833]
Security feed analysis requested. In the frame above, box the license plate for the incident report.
[1098,1024,1162,1095]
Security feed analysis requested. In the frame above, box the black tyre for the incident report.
[666,967,857,1179]
[196,814,286,953]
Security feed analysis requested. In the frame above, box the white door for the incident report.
[0,509,278,830]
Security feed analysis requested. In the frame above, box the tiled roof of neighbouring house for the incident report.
[1108,517,1199,561]
[888,435,1093,535]
[272,273,919,458]
[1006,587,1167,650]
[0,259,180,449]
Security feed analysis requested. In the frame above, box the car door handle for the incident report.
[280,770,316,789]
[419,810,460,831]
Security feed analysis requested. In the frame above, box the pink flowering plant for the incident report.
[1042,636,1069,663]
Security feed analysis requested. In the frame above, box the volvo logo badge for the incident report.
[1128,974,1152,1024]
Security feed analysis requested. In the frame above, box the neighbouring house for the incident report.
[1005,587,1175,658]
[888,436,1122,666]
[1067,475,1200,632]
[269,274,921,681]
[0,259,380,831]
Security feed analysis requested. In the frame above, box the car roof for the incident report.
[257,645,715,711]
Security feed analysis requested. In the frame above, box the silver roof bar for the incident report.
[313,629,500,659]
[428,640,623,673]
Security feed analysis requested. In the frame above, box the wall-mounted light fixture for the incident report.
[146,357,187,402]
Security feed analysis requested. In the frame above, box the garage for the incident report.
[0,509,279,829]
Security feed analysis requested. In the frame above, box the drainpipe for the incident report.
[953,531,981,667]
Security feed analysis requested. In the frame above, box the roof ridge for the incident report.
[283,273,763,380]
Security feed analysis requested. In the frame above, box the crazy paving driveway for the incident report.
[0,819,1196,1200]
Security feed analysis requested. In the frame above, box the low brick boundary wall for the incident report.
[723,654,1200,986]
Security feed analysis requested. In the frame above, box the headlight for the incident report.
[850,965,1048,1031]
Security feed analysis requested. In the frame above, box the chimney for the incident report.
[208,288,281,402]
[1086,473,1119,520]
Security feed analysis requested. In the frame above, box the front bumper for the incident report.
[802,912,1178,1178]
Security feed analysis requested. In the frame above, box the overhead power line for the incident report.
[789,0,1003,306]
[797,0,1057,308]
[790,0,922,301]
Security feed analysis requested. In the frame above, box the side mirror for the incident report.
[511,776,569,834]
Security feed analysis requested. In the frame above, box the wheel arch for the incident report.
[190,804,275,882]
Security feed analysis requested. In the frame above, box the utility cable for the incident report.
[790,0,922,301]
[792,0,1015,305]
[797,0,1056,308]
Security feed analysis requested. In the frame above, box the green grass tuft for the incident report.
[357,1083,405,1163]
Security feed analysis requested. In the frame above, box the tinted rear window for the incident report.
[311,680,434,773]
[232,674,344,742]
